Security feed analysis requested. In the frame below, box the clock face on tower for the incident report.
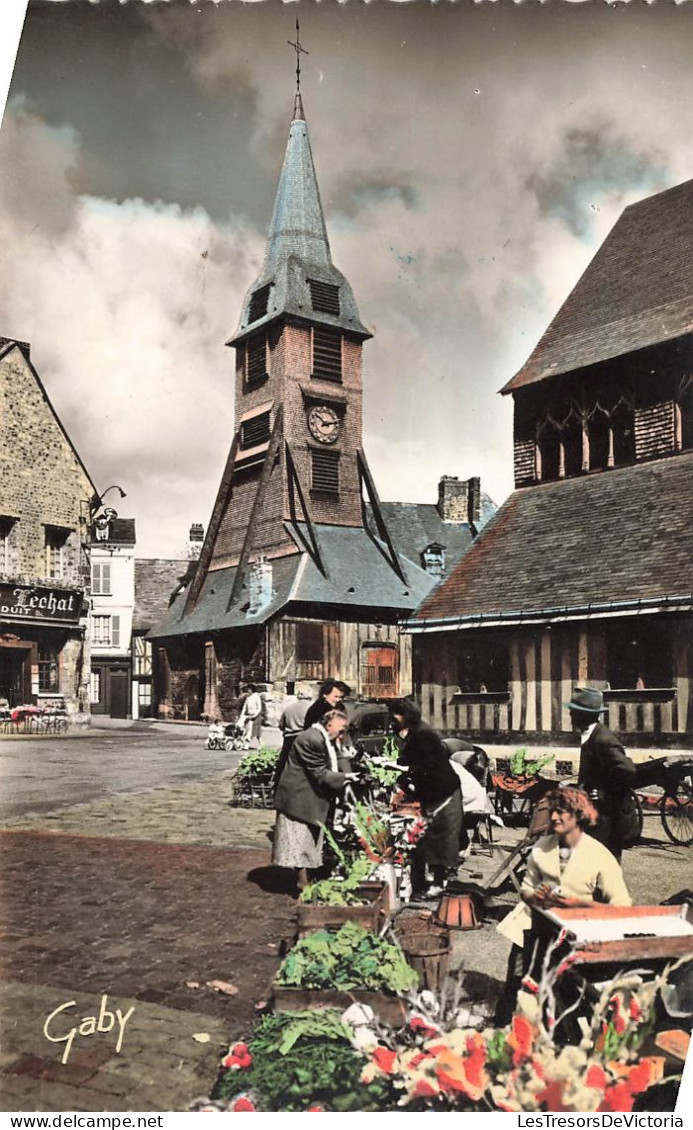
[308,404,341,445]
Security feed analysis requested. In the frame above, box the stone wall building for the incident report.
[0,337,95,722]
[408,180,693,746]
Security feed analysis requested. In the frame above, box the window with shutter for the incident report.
[92,562,112,595]
[311,449,340,494]
[245,334,268,383]
[112,615,121,649]
[312,327,342,382]
[308,279,340,315]
[248,284,271,323]
[240,411,271,449]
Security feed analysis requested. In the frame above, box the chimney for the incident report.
[186,523,205,561]
[437,476,481,526]
[248,557,273,615]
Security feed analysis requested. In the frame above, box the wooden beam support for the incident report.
[228,405,284,610]
[357,448,407,584]
[285,441,328,577]
[183,427,242,615]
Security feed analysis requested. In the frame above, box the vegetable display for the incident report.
[277,921,419,993]
[235,746,279,780]
[508,748,554,778]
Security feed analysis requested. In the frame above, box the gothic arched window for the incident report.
[537,422,561,481]
[588,408,611,471]
[612,401,636,465]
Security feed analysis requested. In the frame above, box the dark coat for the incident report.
[399,723,460,808]
[274,725,348,827]
[578,722,638,852]
[303,698,332,730]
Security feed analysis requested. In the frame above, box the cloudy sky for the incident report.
[1,0,693,557]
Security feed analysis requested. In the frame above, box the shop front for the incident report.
[0,581,88,720]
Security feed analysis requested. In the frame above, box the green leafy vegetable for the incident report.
[509,748,554,778]
[299,853,374,906]
[236,746,279,780]
[215,1010,393,1111]
[277,921,419,993]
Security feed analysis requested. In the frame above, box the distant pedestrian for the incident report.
[237,684,262,750]
[567,685,639,860]
[303,679,351,730]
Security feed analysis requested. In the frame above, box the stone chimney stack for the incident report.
[186,523,205,561]
[437,476,481,525]
[248,557,273,616]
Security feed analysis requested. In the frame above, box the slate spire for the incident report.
[229,87,371,344]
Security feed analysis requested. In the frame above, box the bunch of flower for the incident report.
[352,800,425,865]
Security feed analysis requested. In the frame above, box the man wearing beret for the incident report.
[567,685,638,860]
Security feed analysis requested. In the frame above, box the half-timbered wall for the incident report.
[414,615,692,743]
[267,616,413,698]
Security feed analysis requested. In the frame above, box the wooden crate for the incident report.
[272,983,407,1027]
[297,883,390,938]
[542,903,693,964]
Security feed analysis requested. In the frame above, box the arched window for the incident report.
[537,422,561,481]
[612,401,635,465]
[563,416,584,477]
[588,408,611,471]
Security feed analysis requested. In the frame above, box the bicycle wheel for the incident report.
[631,790,644,841]
[661,778,693,846]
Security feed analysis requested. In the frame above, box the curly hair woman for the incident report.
[495,787,631,1024]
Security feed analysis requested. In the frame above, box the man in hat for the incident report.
[567,685,638,859]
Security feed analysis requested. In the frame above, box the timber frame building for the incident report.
[150,90,437,718]
[408,180,693,746]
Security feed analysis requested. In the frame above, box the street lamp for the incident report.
[89,485,127,517]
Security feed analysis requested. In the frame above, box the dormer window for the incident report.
[308,279,340,316]
[421,542,446,577]
[245,333,268,384]
[248,284,271,324]
[312,327,342,383]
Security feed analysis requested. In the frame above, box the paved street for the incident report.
[0,723,238,820]
[0,724,690,1112]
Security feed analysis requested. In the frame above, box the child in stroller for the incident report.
[205,718,245,751]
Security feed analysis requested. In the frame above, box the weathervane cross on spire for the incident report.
[287,18,308,95]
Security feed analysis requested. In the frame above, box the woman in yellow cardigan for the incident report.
[496,787,631,1022]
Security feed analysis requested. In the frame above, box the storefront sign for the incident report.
[0,584,83,624]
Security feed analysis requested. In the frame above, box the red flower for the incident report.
[307,1105,325,1112]
[507,1015,536,1066]
[231,1096,256,1112]
[585,1064,608,1091]
[626,1059,660,1096]
[232,1043,249,1056]
[410,1015,439,1039]
[464,1033,488,1092]
[535,1079,574,1112]
[599,1080,635,1113]
[372,1046,398,1074]
[629,998,643,1022]
[412,1078,439,1099]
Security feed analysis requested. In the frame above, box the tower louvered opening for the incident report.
[240,411,271,449]
[312,327,342,383]
[308,279,340,315]
[248,284,271,323]
[311,448,340,494]
[246,334,268,383]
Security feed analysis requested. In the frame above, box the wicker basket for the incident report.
[230,773,275,809]
[399,932,451,992]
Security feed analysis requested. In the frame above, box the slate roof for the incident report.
[90,518,136,545]
[368,495,496,577]
[134,558,193,632]
[150,523,435,639]
[503,179,693,393]
[409,452,693,629]
[230,99,370,345]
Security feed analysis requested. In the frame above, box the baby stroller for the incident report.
[205,720,245,751]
